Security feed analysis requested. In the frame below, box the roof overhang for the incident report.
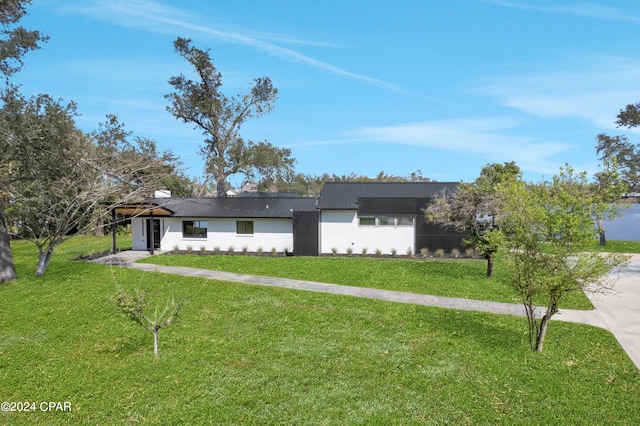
[113,204,173,217]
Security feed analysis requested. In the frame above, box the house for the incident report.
[116,182,465,256]
[119,196,317,253]
[317,182,465,255]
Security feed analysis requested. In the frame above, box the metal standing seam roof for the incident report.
[145,197,318,218]
[317,182,459,210]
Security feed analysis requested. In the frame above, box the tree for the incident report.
[265,170,432,196]
[426,162,521,277]
[496,165,628,352]
[166,37,294,197]
[0,0,47,283]
[0,0,48,77]
[3,95,177,276]
[596,101,640,193]
[112,284,185,358]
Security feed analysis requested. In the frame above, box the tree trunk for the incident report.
[597,218,606,246]
[35,247,55,277]
[153,329,159,358]
[95,215,104,236]
[535,314,551,352]
[216,176,227,198]
[0,213,17,283]
[486,255,494,277]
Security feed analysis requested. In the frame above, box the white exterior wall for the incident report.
[132,217,293,252]
[319,210,414,255]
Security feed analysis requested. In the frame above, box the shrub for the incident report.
[241,246,249,255]
[331,247,338,256]
[391,248,397,257]
[406,247,413,257]
[361,247,368,256]
[465,248,475,258]
[346,247,353,257]
[199,246,206,255]
[375,249,382,257]
[420,247,429,258]
[227,246,235,255]
[213,246,221,255]
[271,247,278,257]
[435,248,445,258]
[451,248,460,259]
[186,245,193,254]
[256,247,263,256]
[173,245,180,254]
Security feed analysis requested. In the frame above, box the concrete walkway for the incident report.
[90,251,640,369]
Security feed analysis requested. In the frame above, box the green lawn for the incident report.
[1,237,639,424]
[140,253,593,310]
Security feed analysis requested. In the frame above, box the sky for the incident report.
[12,0,640,186]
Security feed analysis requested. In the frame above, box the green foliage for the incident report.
[265,170,432,196]
[0,0,48,77]
[142,252,592,309]
[2,237,639,424]
[497,165,629,351]
[426,162,521,277]
[165,37,293,197]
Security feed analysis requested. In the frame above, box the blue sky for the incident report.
[13,0,640,185]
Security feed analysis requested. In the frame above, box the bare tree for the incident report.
[3,92,176,276]
[112,284,185,358]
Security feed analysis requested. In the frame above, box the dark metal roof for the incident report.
[235,191,300,198]
[317,182,458,210]
[144,197,317,218]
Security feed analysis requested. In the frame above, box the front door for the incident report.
[146,219,161,250]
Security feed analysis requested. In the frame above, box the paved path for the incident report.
[91,251,640,369]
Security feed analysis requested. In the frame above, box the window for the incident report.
[236,220,254,235]
[359,217,375,226]
[397,217,414,226]
[358,216,415,227]
[183,220,207,238]
[377,217,394,226]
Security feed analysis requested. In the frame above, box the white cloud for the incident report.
[295,118,573,176]
[477,58,640,129]
[485,0,640,23]
[54,0,440,99]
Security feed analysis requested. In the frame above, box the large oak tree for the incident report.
[166,37,295,197]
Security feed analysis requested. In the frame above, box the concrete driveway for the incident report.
[584,254,640,370]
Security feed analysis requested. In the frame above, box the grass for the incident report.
[577,239,640,253]
[1,237,639,424]
[141,254,593,310]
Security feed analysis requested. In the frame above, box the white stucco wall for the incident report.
[319,210,414,255]
[132,217,293,252]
